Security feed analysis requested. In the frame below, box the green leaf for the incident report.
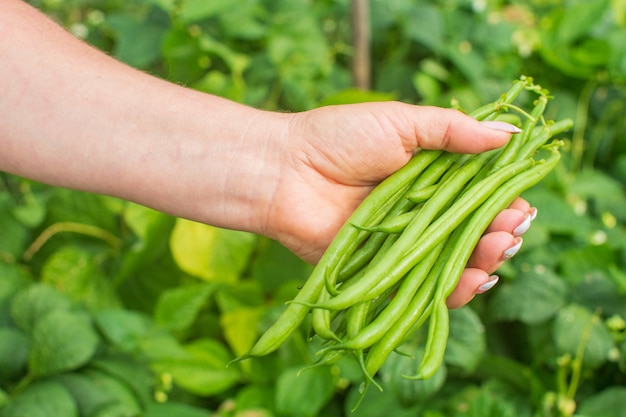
[90,356,153,408]
[106,12,167,69]
[401,3,444,53]
[220,307,263,357]
[0,195,29,259]
[178,0,232,24]
[29,310,100,377]
[145,402,212,417]
[275,365,335,417]
[522,186,593,237]
[346,378,417,417]
[577,386,626,417]
[246,237,313,297]
[0,327,29,384]
[95,309,152,352]
[317,89,397,106]
[151,338,240,396]
[169,219,256,283]
[81,369,143,416]
[0,380,78,417]
[451,385,517,417]
[161,27,206,84]
[488,267,568,324]
[116,203,176,282]
[445,306,486,373]
[381,347,447,407]
[41,246,121,312]
[10,283,74,333]
[55,373,119,417]
[154,283,214,333]
[0,263,32,326]
[553,304,614,369]
[0,389,8,408]
[234,385,275,413]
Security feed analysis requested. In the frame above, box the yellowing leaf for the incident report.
[169,219,256,283]
[220,307,263,357]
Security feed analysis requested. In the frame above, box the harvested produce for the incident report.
[236,76,573,395]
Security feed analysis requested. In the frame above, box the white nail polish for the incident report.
[529,207,538,221]
[503,238,523,260]
[480,120,522,134]
[513,214,532,236]
[477,275,499,293]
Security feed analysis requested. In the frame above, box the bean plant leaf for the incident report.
[115,203,176,285]
[81,369,143,416]
[106,12,167,69]
[381,346,447,407]
[553,304,614,369]
[0,380,78,417]
[0,195,29,259]
[55,373,120,417]
[41,246,121,312]
[144,402,213,417]
[0,327,29,384]
[488,267,568,324]
[445,306,486,373]
[275,365,335,417]
[220,307,263,357]
[0,263,31,326]
[169,219,257,283]
[94,309,152,352]
[154,283,215,333]
[451,385,518,417]
[151,338,240,396]
[178,0,232,24]
[29,310,100,377]
[90,357,153,407]
[577,386,626,417]
[10,283,74,333]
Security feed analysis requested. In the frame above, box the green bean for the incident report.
[238,150,442,359]
[517,118,574,161]
[309,156,533,311]
[311,278,341,342]
[319,241,445,352]
[408,144,563,379]
[405,298,448,380]
[339,151,457,279]
[468,77,529,120]
[405,184,439,203]
[490,95,548,172]
[351,210,417,234]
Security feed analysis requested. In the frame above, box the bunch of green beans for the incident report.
[235,76,573,395]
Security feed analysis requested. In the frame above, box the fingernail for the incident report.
[477,275,499,294]
[529,207,538,221]
[503,237,523,260]
[481,120,522,134]
[513,214,532,236]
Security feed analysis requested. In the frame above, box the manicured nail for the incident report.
[480,120,522,134]
[477,275,499,294]
[513,214,532,236]
[503,237,523,260]
[529,207,538,221]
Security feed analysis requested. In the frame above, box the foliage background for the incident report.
[2,0,626,416]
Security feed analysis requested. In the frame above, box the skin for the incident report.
[0,1,533,309]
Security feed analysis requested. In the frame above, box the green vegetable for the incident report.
[234,76,574,401]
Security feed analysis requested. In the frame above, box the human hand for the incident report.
[262,101,534,308]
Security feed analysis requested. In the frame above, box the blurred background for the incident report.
[1,1,626,416]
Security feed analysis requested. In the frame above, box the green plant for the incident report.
[2,0,626,416]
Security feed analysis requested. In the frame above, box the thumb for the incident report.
[398,104,521,154]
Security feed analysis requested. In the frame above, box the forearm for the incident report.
[0,1,284,233]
